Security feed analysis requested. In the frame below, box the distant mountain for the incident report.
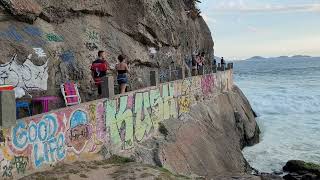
[291,55,312,58]
[245,55,317,61]
[246,56,266,61]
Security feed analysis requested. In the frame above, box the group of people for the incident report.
[191,52,206,76]
[90,50,227,97]
[212,57,226,67]
[90,51,129,95]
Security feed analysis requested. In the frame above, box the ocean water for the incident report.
[234,58,320,173]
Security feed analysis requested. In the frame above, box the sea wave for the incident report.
[235,58,320,173]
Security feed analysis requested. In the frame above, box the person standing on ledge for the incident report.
[116,55,129,94]
[191,52,198,76]
[197,52,205,75]
[90,51,110,97]
[221,57,226,68]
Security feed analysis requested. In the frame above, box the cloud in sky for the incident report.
[211,1,320,13]
[216,35,320,60]
[199,0,320,59]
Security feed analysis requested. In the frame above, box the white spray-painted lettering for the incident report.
[0,54,48,90]
[33,48,46,58]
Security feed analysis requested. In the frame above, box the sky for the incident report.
[198,0,320,60]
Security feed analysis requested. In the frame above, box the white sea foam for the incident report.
[234,58,320,173]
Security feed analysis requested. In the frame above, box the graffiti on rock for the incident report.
[12,156,29,174]
[0,70,232,178]
[33,48,47,58]
[201,74,215,96]
[0,130,5,143]
[159,69,169,83]
[66,110,92,154]
[106,96,134,150]
[11,115,66,168]
[178,97,191,113]
[106,83,177,150]
[86,30,99,42]
[0,54,48,90]
[85,42,98,51]
[0,26,24,42]
[134,92,153,142]
[45,33,64,42]
[0,25,56,46]
[23,26,42,37]
[60,50,75,63]
[2,161,13,178]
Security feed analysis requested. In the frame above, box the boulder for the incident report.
[283,160,320,180]
[133,85,261,179]
[0,0,42,23]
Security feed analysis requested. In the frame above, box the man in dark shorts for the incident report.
[90,51,109,96]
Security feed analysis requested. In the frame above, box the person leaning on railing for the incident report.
[191,52,198,76]
[197,52,205,75]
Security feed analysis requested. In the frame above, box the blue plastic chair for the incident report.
[16,101,32,118]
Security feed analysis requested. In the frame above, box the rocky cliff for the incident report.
[0,69,263,179]
[133,85,260,179]
[0,1,266,179]
[0,0,213,101]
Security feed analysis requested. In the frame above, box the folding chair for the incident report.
[60,82,81,106]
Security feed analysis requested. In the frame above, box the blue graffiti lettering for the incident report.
[28,122,37,143]
[56,133,66,160]
[60,51,75,63]
[12,121,28,150]
[12,114,65,168]
[23,26,42,37]
[7,26,24,42]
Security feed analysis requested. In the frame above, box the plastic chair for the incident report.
[60,82,81,106]
[16,101,32,118]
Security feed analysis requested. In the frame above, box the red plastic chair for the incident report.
[60,82,81,106]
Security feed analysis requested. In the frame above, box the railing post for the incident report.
[101,75,114,98]
[212,64,217,73]
[226,63,230,70]
[0,90,16,127]
[177,67,184,80]
[222,63,226,71]
[218,63,221,71]
[169,66,173,81]
[150,70,159,86]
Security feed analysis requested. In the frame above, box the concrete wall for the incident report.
[0,70,233,178]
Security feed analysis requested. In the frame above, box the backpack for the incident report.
[91,59,109,78]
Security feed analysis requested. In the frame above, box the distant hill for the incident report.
[245,55,318,61]
[247,56,266,60]
[278,56,289,58]
[291,55,312,58]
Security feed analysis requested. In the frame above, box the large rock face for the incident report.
[0,70,261,179]
[0,0,213,101]
[134,85,261,179]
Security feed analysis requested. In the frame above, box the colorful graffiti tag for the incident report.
[0,71,233,178]
[106,83,177,150]
[11,114,66,168]
[0,54,48,90]
[66,110,92,154]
